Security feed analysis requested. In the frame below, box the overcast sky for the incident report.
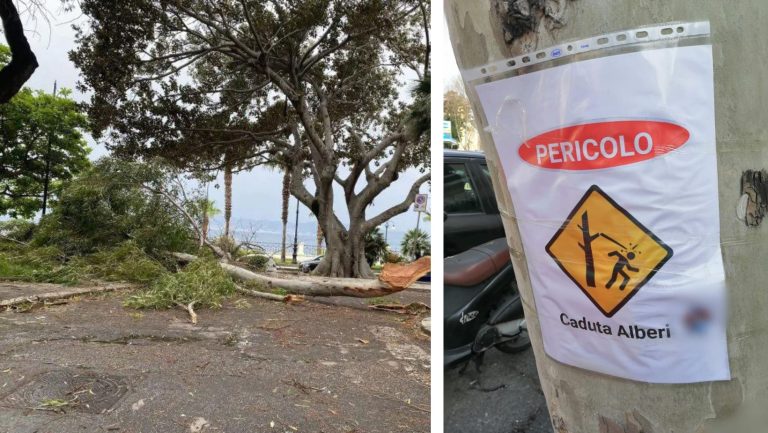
[438,19,462,86]
[18,1,430,242]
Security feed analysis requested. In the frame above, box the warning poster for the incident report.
[475,43,730,383]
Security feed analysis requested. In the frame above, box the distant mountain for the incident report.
[207,216,419,251]
[210,217,320,236]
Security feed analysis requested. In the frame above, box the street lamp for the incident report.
[292,197,300,264]
[384,221,395,245]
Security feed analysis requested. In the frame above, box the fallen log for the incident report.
[0,283,133,309]
[173,253,430,298]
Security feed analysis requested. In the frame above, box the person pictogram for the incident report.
[606,250,639,290]
[546,185,673,317]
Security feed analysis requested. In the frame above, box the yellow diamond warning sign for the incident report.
[546,185,673,317]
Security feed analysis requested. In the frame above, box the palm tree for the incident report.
[200,198,220,247]
[280,171,291,262]
[364,228,387,266]
[400,228,430,260]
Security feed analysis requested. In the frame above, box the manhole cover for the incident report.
[3,370,128,414]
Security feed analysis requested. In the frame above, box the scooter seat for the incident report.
[444,238,511,287]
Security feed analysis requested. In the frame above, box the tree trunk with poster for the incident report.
[446,1,768,432]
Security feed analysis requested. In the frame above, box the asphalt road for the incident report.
[0,286,431,433]
[444,347,554,433]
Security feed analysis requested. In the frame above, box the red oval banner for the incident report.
[518,120,690,170]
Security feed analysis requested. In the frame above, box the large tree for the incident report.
[0,49,90,218]
[70,0,430,278]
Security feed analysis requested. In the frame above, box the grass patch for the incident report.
[0,241,168,286]
[0,244,79,285]
[71,242,168,285]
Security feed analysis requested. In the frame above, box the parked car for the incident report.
[300,255,323,273]
[444,150,506,257]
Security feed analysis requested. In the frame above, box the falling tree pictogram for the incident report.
[577,211,600,287]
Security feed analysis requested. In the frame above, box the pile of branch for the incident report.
[173,252,430,298]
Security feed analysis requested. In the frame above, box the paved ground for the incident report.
[444,347,553,433]
[0,284,430,433]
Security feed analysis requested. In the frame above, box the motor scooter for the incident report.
[444,237,530,369]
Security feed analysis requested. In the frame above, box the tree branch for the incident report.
[0,0,39,103]
[363,173,430,231]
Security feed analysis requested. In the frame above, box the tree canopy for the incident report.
[0,47,91,218]
[70,0,431,277]
[34,157,199,256]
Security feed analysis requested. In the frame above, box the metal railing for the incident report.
[240,241,401,262]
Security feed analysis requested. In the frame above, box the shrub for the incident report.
[384,251,404,264]
[124,259,235,310]
[237,254,271,272]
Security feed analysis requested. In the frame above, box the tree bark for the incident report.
[0,0,38,104]
[201,210,209,246]
[223,160,233,238]
[287,148,430,279]
[311,191,373,279]
[280,170,290,263]
[173,252,430,297]
[447,1,767,432]
[316,224,324,255]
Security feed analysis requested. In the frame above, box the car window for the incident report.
[480,164,492,185]
[480,163,498,195]
[444,162,482,214]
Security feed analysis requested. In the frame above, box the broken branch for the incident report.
[176,300,198,324]
[234,284,303,303]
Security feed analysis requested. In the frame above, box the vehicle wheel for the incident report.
[495,327,530,353]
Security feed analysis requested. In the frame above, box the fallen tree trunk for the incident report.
[173,253,430,298]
